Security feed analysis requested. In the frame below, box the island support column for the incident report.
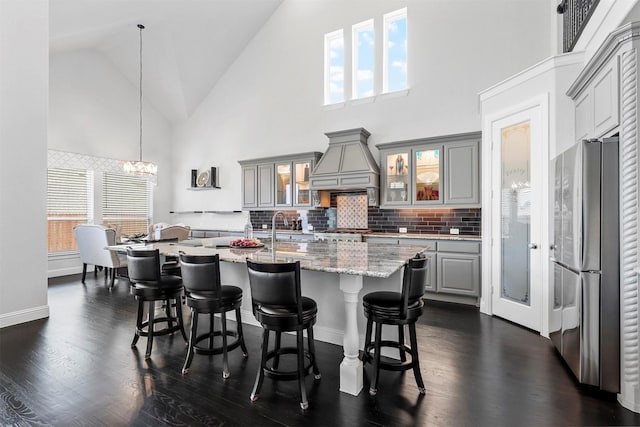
[339,274,363,395]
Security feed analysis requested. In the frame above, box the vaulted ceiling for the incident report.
[50,0,283,124]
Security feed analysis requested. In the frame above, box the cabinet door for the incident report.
[293,160,312,206]
[258,164,274,208]
[437,253,480,296]
[444,140,479,205]
[593,56,619,137]
[381,150,410,205]
[424,252,437,292]
[275,162,292,206]
[413,144,443,205]
[242,166,258,208]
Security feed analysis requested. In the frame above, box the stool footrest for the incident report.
[263,346,315,381]
[363,341,417,371]
[136,316,183,338]
[193,330,243,355]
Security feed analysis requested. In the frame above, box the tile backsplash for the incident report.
[249,190,480,236]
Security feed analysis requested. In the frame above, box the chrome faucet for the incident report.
[271,211,288,249]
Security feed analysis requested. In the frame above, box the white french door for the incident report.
[490,104,544,331]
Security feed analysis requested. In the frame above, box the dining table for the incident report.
[107,236,430,396]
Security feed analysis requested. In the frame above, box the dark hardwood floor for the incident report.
[1,274,639,426]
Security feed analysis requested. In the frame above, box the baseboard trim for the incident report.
[48,266,83,278]
[0,305,49,329]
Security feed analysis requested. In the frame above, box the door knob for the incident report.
[528,243,538,249]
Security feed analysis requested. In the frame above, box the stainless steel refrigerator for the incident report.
[549,137,619,393]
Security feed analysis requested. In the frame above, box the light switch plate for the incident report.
[450,228,460,235]
[262,224,268,229]
[308,225,314,231]
[399,227,408,233]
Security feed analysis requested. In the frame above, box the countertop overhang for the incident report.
[115,238,430,279]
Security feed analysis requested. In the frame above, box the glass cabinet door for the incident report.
[383,151,410,204]
[414,146,442,204]
[275,162,292,206]
[294,161,311,206]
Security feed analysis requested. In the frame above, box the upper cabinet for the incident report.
[239,152,322,210]
[573,56,619,143]
[376,132,481,208]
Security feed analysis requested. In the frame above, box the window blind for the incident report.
[47,168,92,252]
[102,172,152,236]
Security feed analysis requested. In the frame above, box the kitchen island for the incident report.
[111,237,429,395]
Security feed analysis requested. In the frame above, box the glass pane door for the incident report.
[500,121,531,305]
[276,163,291,206]
[414,146,441,204]
[294,161,311,205]
[384,152,409,204]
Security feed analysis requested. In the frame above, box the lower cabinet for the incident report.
[366,236,481,301]
[437,252,480,296]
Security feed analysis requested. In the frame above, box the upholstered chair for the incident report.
[73,224,127,287]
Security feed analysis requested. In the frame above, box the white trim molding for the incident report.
[0,305,49,329]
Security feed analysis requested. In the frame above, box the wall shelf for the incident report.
[187,186,221,190]
[170,210,242,214]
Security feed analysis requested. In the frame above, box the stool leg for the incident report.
[363,316,373,364]
[175,297,187,342]
[370,321,383,396]
[251,328,270,402]
[235,308,248,356]
[209,313,215,349]
[296,329,309,410]
[398,325,406,362]
[182,308,198,375]
[131,299,144,347]
[307,326,321,379]
[145,301,155,360]
[409,323,426,394]
[221,312,230,379]
[273,331,282,370]
[165,299,173,330]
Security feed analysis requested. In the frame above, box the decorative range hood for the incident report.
[309,128,380,205]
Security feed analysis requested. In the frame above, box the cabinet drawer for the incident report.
[399,238,437,251]
[437,240,480,254]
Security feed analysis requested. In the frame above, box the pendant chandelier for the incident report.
[124,24,157,177]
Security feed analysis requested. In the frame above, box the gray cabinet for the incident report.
[242,166,257,208]
[239,152,322,210]
[376,132,481,208]
[444,140,480,205]
[258,164,274,208]
[436,241,480,297]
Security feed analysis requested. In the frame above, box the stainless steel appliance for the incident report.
[549,137,619,393]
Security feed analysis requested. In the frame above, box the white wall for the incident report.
[48,49,175,276]
[0,0,50,327]
[49,49,174,223]
[172,0,553,213]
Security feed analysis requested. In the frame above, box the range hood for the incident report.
[309,128,380,205]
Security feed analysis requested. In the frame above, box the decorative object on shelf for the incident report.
[196,170,210,187]
[123,24,158,177]
[189,166,220,189]
[190,169,197,187]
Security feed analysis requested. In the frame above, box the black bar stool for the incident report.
[127,248,188,359]
[179,253,248,378]
[245,260,321,410]
[362,253,428,396]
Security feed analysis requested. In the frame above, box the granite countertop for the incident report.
[193,227,481,241]
[117,238,430,279]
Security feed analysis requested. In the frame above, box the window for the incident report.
[324,29,345,105]
[103,172,153,237]
[352,19,375,100]
[47,150,154,254]
[47,168,93,252]
[383,7,408,93]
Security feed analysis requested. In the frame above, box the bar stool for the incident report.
[179,253,247,378]
[362,253,428,396]
[245,260,321,410]
[127,248,188,359]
